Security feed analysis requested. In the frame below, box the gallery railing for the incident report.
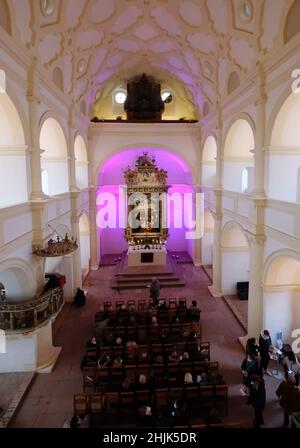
[0,286,63,332]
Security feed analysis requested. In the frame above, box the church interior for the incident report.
[1,0,300,430]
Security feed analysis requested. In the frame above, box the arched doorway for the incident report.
[221,221,250,294]
[268,93,300,202]
[263,252,300,343]
[97,147,195,258]
[75,135,89,189]
[0,92,28,208]
[223,119,255,193]
[79,214,91,279]
[40,118,69,196]
[202,136,217,187]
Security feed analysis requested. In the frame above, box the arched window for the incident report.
[284,0,300,44]
[0,0,12,35]
[242,166,254,193]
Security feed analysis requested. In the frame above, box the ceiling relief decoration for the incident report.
[7,0,297,117]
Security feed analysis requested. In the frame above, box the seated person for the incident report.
[189,300,200,320]
[126,338,138,359]
[170,399,188,426]
[86,336,97,349]
[157,300,167,310]
[95,318,109,339]
[184,371,194,385]
[115,337,123,346]
[74,288,86,307]
[155,354,164,364]
[178,299,187,309]
[169,348,180,363]
[136,374,150,390]
[137,405,152,427]
[182,351,190,361]
[196,372,208,386]
[122,376,132,391]
[112,356,122,368]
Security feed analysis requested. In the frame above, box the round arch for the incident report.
[0,258,35,302]
[221,221,250,295]
[39,117,69,196]
[262,249,300,343]
[0,91,28,207]
[266,89,300,202]
[93,143,196,186]
[202,135,217,187]
[223,117,255,193]
[74,135,89,189]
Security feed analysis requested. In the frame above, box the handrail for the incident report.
[0,286,63,332]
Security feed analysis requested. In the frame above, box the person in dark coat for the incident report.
[74,288,86,307]
[247,373,266,428]
[241,354,260,389]
[149,277,161,306]
[276,378,300,427]
[259,330,272,375]
[246,338,260,361]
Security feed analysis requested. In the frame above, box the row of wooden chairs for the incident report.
[101,297,190,311]
[75,384,228,420]
[95,321,201,343]
[85,340,209,366]
[83,359,218,392]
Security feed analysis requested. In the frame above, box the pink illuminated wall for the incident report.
[97,148,194,256]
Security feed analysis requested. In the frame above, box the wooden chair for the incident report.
[155,388,169,409]
[90,393,103,414]
[135,389,151,406]
[127,299,136,308]
[138,299,147,311]
[95,367,110,391]
[83,367,96,392]
[105,392,120,414]
[168,298,177,309]
[74,394,89,415]
[116,300,125,310]
[103,301,112,309]
[119,391,135,411]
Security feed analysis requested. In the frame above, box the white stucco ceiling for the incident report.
[10,0,294,116]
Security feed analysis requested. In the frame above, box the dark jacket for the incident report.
[276,381,300,415]
[259,335,272,356]
[248,378,266,411]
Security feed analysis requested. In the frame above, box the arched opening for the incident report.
[79,214,91,279]
[263,253,300,343]
[0,0,12,35]
[221,222,250,294]
[0,266,34,302]
[228,72,240,95]
[284,0,300,44]
[223,119,255,192]
[201,210,214,266]
[40,118,69,196]
[0,92,28,208]
[74,135,89,189]
[97,147,194,258]
[52,67,64,91]
[268,93,300,202]
[202,136,217,187]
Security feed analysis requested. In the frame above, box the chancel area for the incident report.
[1,0,300,430]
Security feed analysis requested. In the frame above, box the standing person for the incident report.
[283,352,300,386]
[247,374,266,428]
[259,330,272,375]
[74,288,86,307]
[276,378,300,427]
[246,338,260,361]
[149,277,161,307]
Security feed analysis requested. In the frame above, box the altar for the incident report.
[127,246,167,267]
[123,152,170,266]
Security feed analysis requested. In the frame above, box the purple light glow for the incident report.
[97,148,194,256]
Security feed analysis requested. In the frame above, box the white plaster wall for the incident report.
[266,154,300,202]
[41,161,69,196]
[202,231,213,265]
[202,164,216,187]
[221,250,250,294]
[223,161,253,192]
[0,155,28,207]
[264,290,300,344]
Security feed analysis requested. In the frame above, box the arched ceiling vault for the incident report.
[9,0,296,117]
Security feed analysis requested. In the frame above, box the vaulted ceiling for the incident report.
[7,0,297,117]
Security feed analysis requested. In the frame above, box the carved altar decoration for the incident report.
[124,152,169,255]
[124,74,165,121]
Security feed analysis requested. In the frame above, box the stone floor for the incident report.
[10,260,286,428]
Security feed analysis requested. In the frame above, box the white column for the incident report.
[68,110,79,193]
[89,187,100,270]
[71,213,83,290]
[62,254,74,302]
[27,58,47,200]
[208,207,223,297]
[247,233,265,338]
[252,63,267,197]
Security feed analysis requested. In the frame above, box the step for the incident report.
[111,280,186,290]
[114,275,181,283]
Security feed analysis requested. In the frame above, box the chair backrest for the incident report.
[74,394,89,415]
[155,388,169,407]
[90,394,103,413]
